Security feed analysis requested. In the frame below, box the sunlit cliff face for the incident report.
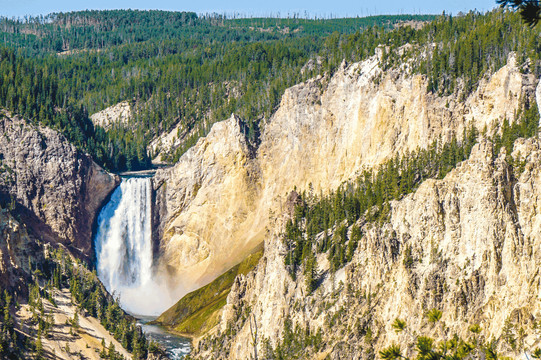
[152,52,531,302]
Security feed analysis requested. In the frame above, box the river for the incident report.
[138,317,192,359]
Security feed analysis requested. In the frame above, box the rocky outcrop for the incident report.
[0,110,119,257]
[154,51,537,299]
[0,208,39,296]
[192,136,541,359]
[16,288,134,360]
[153,114,260,293]
[148,120,198,165]
[537,75,541,118]
[90,100,132,130]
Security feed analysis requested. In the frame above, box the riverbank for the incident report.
[138,317,191,359]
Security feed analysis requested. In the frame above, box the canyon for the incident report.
[181,57,541,359]
[192,136,541,359]
[151,50,537,304]
[1,41,539,360]
[3,8,540,360]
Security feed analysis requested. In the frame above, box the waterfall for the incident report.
[94,177,170,316]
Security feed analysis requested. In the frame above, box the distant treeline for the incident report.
[0,11,432,53]
[0,11,431,171]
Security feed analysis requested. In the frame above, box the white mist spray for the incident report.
[94,177,172,316]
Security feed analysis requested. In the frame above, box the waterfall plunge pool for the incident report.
[94,177,191,358]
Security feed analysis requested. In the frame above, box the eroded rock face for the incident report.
[0,110,119,257]
[148,120,199,166]
[90,101,132,130]
[193,137,541,359]
[0,208,38,296]
[154,51,536,298]
[153,115,260,291]
[537,75,541,118]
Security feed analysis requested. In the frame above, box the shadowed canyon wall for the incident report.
[0,110,118,293]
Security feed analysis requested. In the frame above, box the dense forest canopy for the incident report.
[0,11,433,53]
[0,9,538,172]
[0,10,433,171]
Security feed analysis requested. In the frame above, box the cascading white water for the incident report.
[94,177,171,316]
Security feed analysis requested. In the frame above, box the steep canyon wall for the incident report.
[153,52,537,300]
[0,110,118,292]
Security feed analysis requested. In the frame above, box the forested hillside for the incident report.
[0,10,538,173]
[0,11,432,53]
[0,11,431,171]
[0,234,160,359]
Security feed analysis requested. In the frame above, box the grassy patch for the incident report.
[154,249,263,337]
